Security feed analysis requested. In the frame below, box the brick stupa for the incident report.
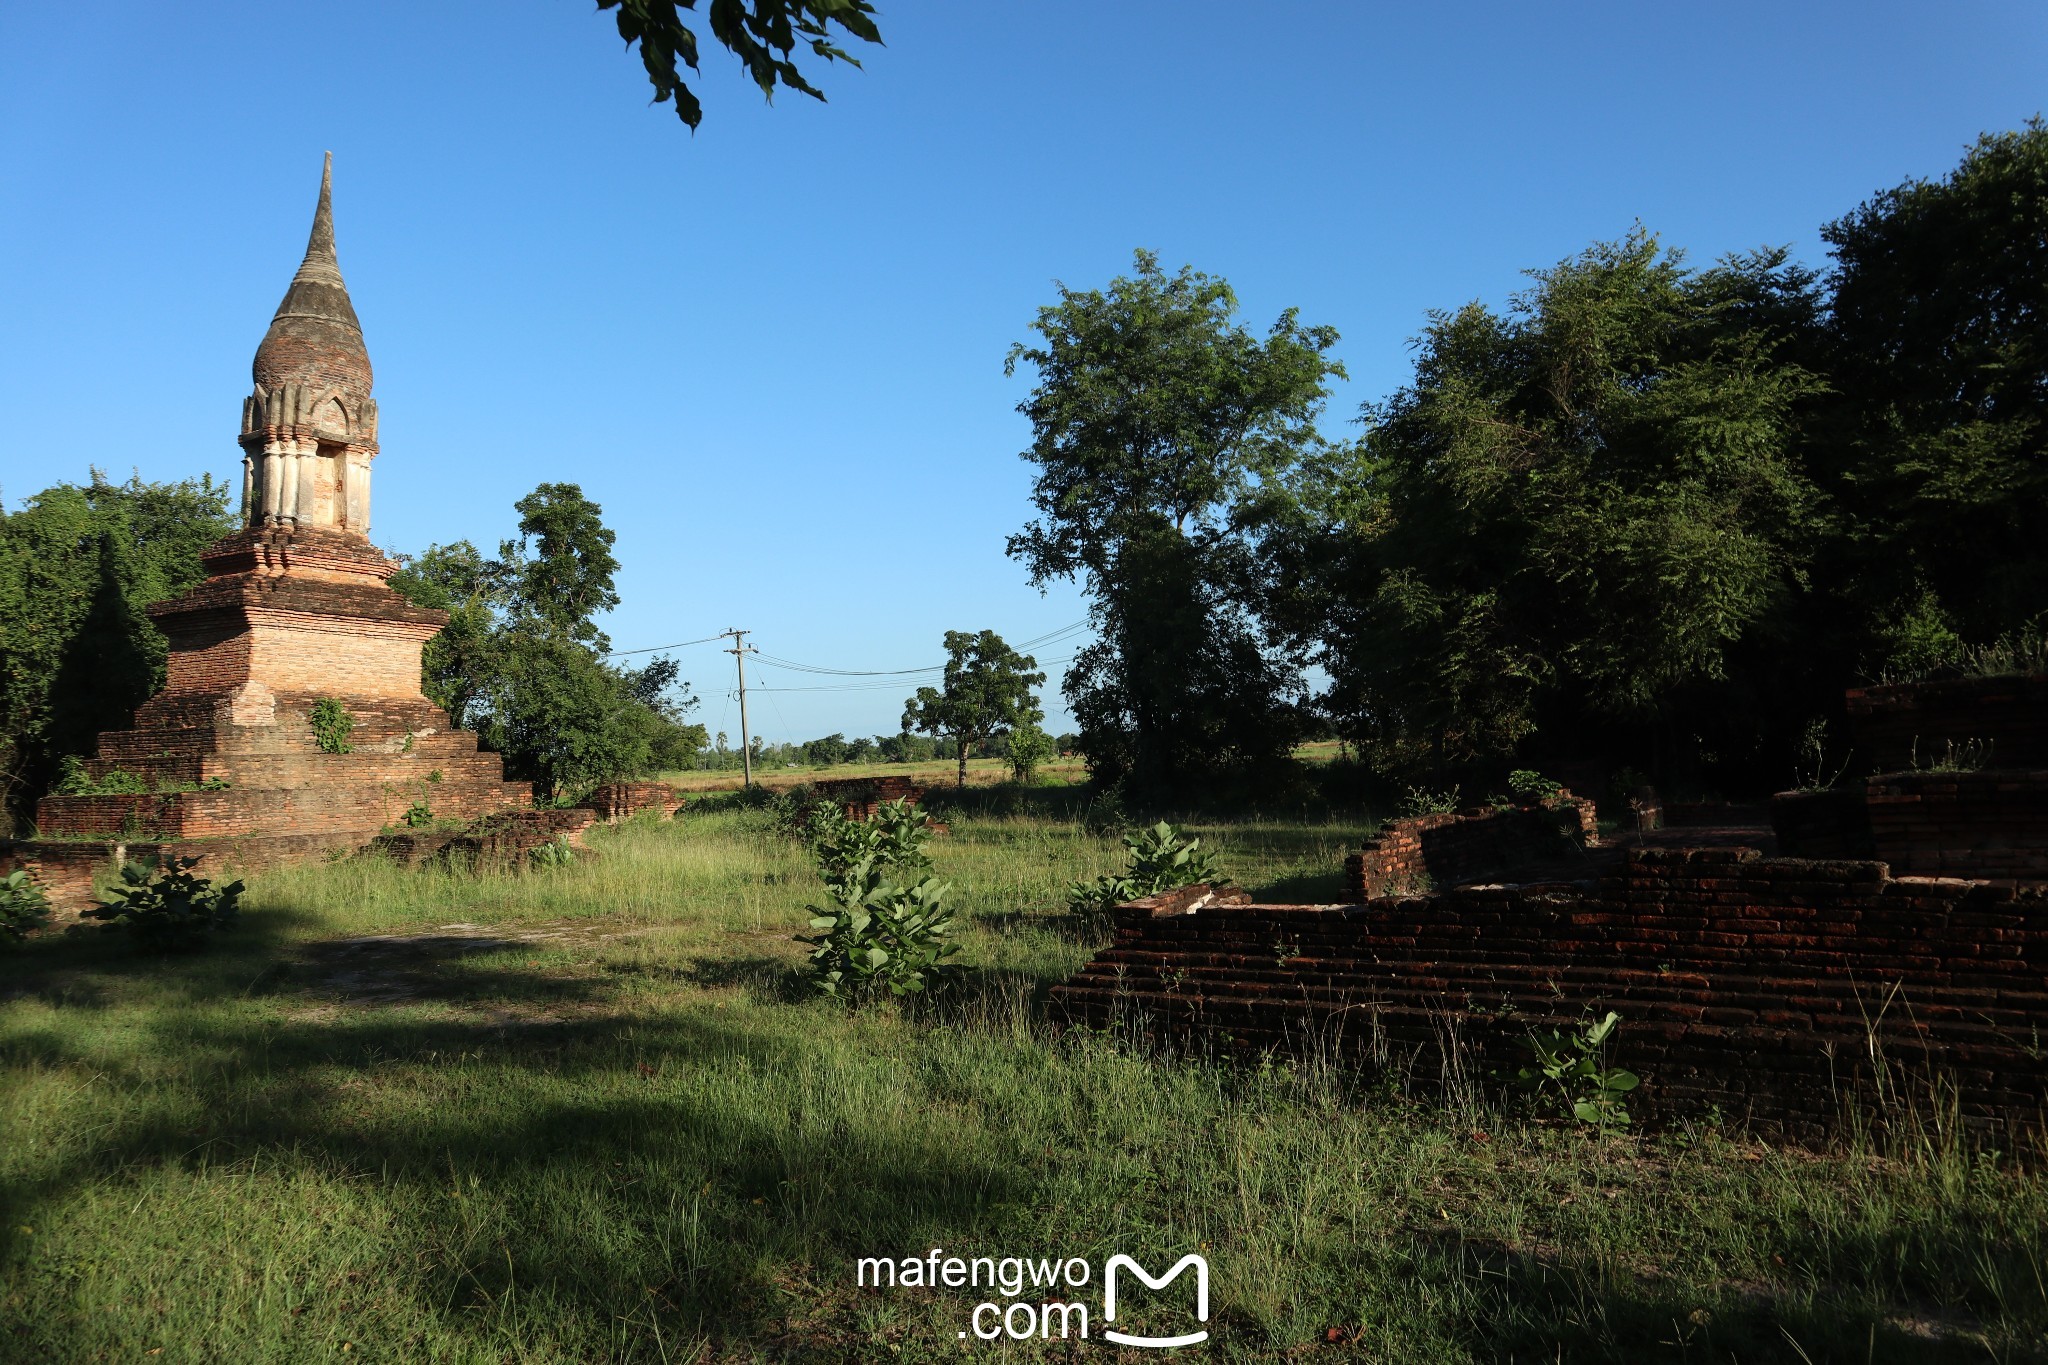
[24,156,531,903]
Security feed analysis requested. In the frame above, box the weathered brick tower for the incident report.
[23,156,532,900]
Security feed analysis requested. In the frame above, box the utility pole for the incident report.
[721,628,757,786]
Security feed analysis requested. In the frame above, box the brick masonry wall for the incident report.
[1774,771,2048,880]
[1344,796,1599,899]
[1865,770,2048,880]
[1050,848,2048,1142]
[1846,675,2048,773]
[1770,788,1875,859]
[811,775,926,821]
[579,783,679,822]
[369,809,598,868]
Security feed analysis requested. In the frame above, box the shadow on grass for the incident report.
[0,1000,1032,1359]
[1440,1232,2003,1363]
[669,952,811,1002]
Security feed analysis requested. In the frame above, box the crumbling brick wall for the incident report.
[1344,796,1598,899]
[1846,675,2048,773]
[579,782,678,822]
[1774,771,2048,879]
[810,775,925,821]
[1051,848,2048,1142]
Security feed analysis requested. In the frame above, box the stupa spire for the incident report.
[241,154,378,534]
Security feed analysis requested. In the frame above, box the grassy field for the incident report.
[660,756,1090,794]
[3,797,2045,1363]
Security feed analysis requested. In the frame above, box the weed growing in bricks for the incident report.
[74,857,243,951]
[1507,769,1565,802]
[309,698,356,754]
[0,870,52,946]
[1515,1010,1640,1131]
[1066,820,1222,922]
[1912,735,1995,773]
[53,757,151,796]
[1399,784,1461,818]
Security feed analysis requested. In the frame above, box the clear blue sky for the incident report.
[2,2,2042,742]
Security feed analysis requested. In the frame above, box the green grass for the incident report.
[2,808,2045,1362]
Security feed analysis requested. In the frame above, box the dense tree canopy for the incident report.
[391,484,703,801]
[1273,234,1830,786]
[0,473,235,830]
[1822,121,2048,661]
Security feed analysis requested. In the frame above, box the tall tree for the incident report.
[1283,231,1827,789]
[389,485,704,800]
[1822,120,2048,659]
[1006,250,1343,792]
[502,482,622,648]
[902,630,1045,789]
[595,0,881,130]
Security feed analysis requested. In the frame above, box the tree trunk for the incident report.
[957,732,970,789]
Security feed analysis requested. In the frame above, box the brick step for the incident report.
[38,775,531,839]
[95,723,481,764]
[74,748,512,793]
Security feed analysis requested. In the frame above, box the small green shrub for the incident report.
[0,871,52,947]
[1507,769,1565,803]
[1006,723,1057,783]
[309,698,356,755]
[53,758,151,796]
[197,776,232,792]
[1067,820,1222,921]
[402,800,435,828]
[1515,1010,1640,1131]
[530,836,576,868]
[74,857,243,951]
[810,797,933,894]
[797,797,953,1000]
[1398,785,1461,819]
[799,858,959,1000]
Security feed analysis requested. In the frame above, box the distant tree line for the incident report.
[1007,124,2048,800]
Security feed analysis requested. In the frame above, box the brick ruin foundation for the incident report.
[1344,795,1598,898]
[1055,675,2048,1140]
[1050,850,2048,1143]
[810,775,926,821]
[0,158,550,912]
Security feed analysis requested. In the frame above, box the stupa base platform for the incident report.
[3,809,601,917]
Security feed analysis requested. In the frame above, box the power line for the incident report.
[746,653,1082,693]
[608,632,727,658]
[748,619,1090,678]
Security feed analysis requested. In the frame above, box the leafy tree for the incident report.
[1276,232,1828,789]
[389,485,703,799]
[1007,250,1343,792]
[1822,120,2048,659]
[388,540,500,729]
[0,473,234,829]
[902,630,1045,788]
[501,482,622,649]
[595,0,881,131]
[804,732,849,766]
[1006,720,1056,783]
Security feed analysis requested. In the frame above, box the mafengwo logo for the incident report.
[856,1248,1210,1346]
